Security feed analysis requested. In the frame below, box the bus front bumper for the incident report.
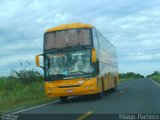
[45,78,99,97]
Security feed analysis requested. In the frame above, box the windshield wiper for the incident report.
[70,71,88,75]
[50,74,67,79]
[78,46,90,49]
[64,46,90,50]
[54,48,63,52]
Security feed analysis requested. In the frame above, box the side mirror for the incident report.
[35,54,44,69]
[91,48,97,63]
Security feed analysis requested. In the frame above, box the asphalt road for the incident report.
[10,78,160,120]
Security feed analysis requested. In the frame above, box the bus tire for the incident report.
[60,96,68,102]
[112,80,117,92]
[97,81,104,99]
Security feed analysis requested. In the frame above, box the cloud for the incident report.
[0,0,160,75]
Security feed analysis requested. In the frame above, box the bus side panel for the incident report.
[92,28,118,91]
[103,73,108,91]
[103,64,109,91]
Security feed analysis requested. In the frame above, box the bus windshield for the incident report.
[44,50,94,79]
[44,28,91,50]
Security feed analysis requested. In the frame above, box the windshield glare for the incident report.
[45,50,94,79]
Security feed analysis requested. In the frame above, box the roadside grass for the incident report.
[148,74,160,84]
[118,72,144,83]
[118,78,133,83]
[0,77,56,112]
[0,62,57,113]
[118,77,138,84]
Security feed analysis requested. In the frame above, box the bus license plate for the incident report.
[66,89,73,93]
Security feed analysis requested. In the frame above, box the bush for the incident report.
[9,61,43,84]
[0,61,52,112]
[147,71,160,83]
[147,71,160,78]
[13,69,43,84]
[119,72,144,80]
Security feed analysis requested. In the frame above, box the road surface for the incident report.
[10,78,160,120]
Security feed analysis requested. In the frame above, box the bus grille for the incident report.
[58,84,81,88]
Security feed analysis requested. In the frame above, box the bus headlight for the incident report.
[78,80,85,84]
[48,88,54,93]
[85,85,93,89]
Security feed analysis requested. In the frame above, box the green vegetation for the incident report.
[0,62,56,112]
[119,72,144,83]
[147,71,160,84]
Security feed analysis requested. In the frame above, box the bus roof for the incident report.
[46,23,93,32]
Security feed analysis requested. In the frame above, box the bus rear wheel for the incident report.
[97,81,104,99]
[112,79,117,92]
[60,96,68,102]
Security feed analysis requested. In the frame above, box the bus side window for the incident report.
[92,28,99,50]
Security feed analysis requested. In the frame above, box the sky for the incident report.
[0,0,160,76]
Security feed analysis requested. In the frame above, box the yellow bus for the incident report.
[35,23,119,102]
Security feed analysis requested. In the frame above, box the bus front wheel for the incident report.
[60,96,68,102]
